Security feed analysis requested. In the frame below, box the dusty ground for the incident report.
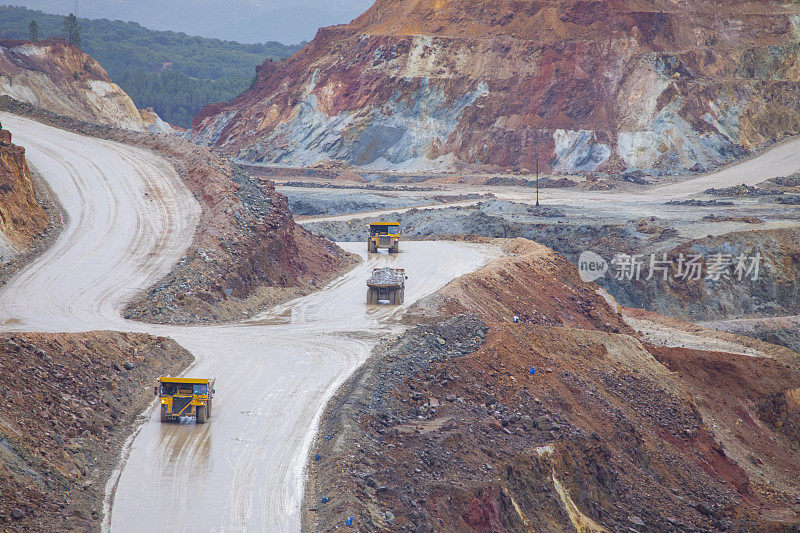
[0,331,192,531]
[303,238,800,532]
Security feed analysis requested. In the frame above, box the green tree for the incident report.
[28,19,38,42]
[63,13,81,48]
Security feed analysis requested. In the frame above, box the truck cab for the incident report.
[155,377,215,423]
[368,222,400,253]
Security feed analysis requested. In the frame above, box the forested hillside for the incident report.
[0,6,303,126]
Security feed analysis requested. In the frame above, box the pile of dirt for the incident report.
[666,199,735,207]
[0,40,169,133]
[368,268,405,287]
[0,331,192,530]
[774,195,800,205]
[335,170,366,183]
[0,98,359,324]
[702,214,763,224]
[190,0,800,174]
[769,173,800,188]
[407,238,630,334]
[704,184,775,198]
[304,238,800,532]
[540,177,579,189]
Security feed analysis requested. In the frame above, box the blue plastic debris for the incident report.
[320,497,329,504]
[314,453,321,461]
[324,435,332,441]
[346,517,353,526]
[513,315,520,323]
[530,366,536,375]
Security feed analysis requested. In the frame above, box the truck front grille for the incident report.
[172,396,192,416]
[379,235,391,245]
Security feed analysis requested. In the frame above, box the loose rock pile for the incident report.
[0,332,191,530]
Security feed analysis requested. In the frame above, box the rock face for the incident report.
[0,123,47,260]
[191,0,800,174]
[0,40,171,133]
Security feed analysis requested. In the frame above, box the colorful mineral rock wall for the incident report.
[191,0,800,174]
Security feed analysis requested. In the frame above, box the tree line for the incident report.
[0,6,302,127]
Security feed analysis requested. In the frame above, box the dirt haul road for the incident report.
[0,113,500,531]
[296,136,800,225]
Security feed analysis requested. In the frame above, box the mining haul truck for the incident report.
[367,267,407,305]
[368,222,400,253]
[155,377,215,423]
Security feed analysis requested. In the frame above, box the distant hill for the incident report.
[0,6,303,126]
[2,0,373,44]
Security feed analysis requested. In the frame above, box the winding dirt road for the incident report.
[0,113,500,531]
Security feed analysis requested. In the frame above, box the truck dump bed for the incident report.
[367,268,405,288]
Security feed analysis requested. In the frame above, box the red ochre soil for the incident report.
[0,125,47,249]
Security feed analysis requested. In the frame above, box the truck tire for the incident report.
[366,288,375,304]
[368,240,377,253]
[389,289,399,305]
[160,404,169,423]
[207,399,212,419]
[400,289,405,304]
[196,405,208,424]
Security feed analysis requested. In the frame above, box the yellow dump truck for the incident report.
[155,377,215,423]
[368,222,400,253]
[367,267,407,305]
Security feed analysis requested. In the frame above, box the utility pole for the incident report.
[534,131,540,207]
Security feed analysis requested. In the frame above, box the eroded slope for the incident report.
[0,124,47,259]
[0,40,168,133]
[193,0,800,174]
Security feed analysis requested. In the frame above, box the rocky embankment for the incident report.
[0,123,47,257]
[0,40,169,133]
[0,332,192,531]
[0,122,63,285]
[283,188,432,217]
[193,0,800,174]
[605,228,800,322]
[304,238,800,532]
[1,98,359,324]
